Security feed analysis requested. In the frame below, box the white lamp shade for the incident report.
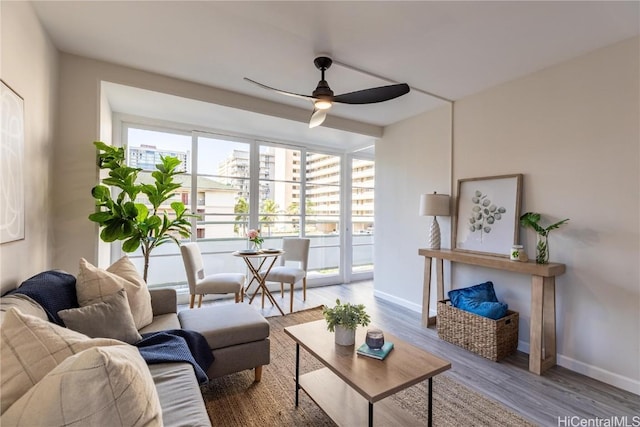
[419,193,450,217]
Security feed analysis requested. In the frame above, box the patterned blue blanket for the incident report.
[8,270,78,325]
[135,329,214,384]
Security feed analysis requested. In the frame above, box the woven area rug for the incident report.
[201,307,535,426]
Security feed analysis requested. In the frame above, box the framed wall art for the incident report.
[453,174,523,257]
[0,80,25,244]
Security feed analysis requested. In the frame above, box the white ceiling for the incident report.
[31,1,639,149]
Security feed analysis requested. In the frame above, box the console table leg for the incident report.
[543,277,557,371]
[422,257,433,327]
[530,275,557,374]
[435,259,444,302]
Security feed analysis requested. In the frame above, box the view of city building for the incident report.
[128,143,374,240]
[128,144,189,172]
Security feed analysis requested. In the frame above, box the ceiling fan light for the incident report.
[314,99,332,110]
[309,109,327,128]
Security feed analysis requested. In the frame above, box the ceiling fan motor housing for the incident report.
[313,56,335,100]
[313,80,334,99]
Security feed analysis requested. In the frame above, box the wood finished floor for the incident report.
[186,281,640,426]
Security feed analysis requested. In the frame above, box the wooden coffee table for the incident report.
[284,320,451,427]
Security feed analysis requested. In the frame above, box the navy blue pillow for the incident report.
[448,281,498,307]
[455,295,508,320]
[9,270,78,326]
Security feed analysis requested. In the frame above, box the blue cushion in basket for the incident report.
[455,295,508,320]
[448,281,498,307]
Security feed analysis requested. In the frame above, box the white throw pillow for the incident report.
[0,308,122,414]
[58,288,143,344]
[76,257,153,329]
[1,345,163,426]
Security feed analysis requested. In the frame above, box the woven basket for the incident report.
[437,299,518,361]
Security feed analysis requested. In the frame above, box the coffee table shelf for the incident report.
[299,367,423,426]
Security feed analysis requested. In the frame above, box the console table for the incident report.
[418,248,566,375]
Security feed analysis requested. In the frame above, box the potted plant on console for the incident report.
[520,212,569,264]
[322,299,371,346]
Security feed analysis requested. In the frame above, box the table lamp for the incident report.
[419,192,450,249]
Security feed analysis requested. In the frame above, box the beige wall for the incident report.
[375,105,452,311]
[0,2,59,294]
[375,37,640,393]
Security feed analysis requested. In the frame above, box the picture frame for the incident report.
[453,174,523,257]
[0,80,25,244]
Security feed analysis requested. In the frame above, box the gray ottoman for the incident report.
[178,304,270,381]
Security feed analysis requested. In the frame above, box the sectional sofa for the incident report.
[0,259,270,426]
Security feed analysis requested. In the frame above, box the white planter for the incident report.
[334,325,356,346]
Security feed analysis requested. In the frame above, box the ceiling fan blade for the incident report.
[333,83,410,105]
[244,77,314,101]
[309,108,327,128]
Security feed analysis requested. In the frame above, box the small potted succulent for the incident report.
[322,299,371,346]
[520,212,569,264]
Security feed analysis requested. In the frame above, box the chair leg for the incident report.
[280,283,284,298]
[254,365,263,382]
[197,294,203,308]
[241,286,244,302]
[189,294,195,309]
[303,277,307,302]
[290,283,294,313]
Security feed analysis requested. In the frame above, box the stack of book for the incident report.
[356,342,394,360]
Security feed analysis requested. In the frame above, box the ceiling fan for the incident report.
[244,56,410,128]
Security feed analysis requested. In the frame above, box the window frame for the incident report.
[109,113,373,290]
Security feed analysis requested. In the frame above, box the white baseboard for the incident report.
[373,289,423,314]
[555,354,640,395]
[516,341,639,395]
[375,292,639,395]
[517,339,529,354]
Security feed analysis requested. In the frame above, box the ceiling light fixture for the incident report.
[314,99,332,110]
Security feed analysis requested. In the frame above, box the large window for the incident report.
[124,127,192,290]
[306,152,341,276]
[351,158,374,274]
[196,135,251,240]
[116,122,374,291]
[257,145,301,241]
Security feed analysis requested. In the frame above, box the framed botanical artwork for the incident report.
[0,80,25,244]
[453,174,523,257]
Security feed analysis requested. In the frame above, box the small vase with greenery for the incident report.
[520,212,569,264]
[246,229,263,250]
[322,299,371,346]
[89,141,196,281]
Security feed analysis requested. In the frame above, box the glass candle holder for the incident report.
[365,328,385,349]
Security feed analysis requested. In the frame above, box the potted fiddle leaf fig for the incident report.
[89,141,196,281]
[520,212,569,264]
[322,299,371,346]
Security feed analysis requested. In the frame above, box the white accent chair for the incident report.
[261,238,310,313]
[180,242,245,309]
